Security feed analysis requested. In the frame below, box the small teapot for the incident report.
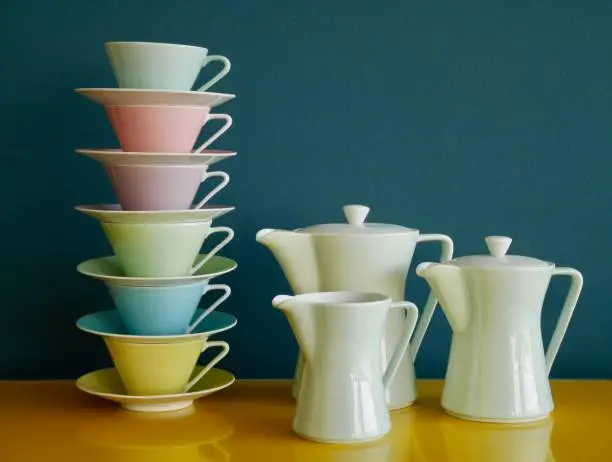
[417,236,583,423]
[272,291,419,443]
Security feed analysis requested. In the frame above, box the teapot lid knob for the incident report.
[485,236,512,257]
[343,204,370,226]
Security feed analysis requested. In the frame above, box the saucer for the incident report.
[77,254,237,287]
[75,88,235,108]
[75,204,234,224]
[77,309,237,342]
[77,367,235,412]
[76,148,237,167]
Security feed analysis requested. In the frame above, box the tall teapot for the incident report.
[417,236,583,423]
[256,204,454,409]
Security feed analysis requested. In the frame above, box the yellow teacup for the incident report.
[104,337,229,396]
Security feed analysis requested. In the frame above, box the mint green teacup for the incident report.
[101,220,234,278]
[105,41,231,92]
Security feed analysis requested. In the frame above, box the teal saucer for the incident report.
[77,309,237,343]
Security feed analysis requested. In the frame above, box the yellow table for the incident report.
[0,379,609,461]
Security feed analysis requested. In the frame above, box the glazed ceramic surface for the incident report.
[75,88,235,108]
[105,41,231,92]
[75,148,236,167]
[416,236,584,423]
[75,204,234,224]
[108,282,231,335]
[105,164,230,211]
[101,220,234,277]
[104,337,229,396]
[106,105,232,153]
[76,309,237,343]
[77,367,235,412]
[256,204,454,410]
[76,254,237,287]
[273,291,419,443]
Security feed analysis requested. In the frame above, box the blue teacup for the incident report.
[107,281,231,335]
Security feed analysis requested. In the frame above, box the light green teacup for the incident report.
[104,337,230,395]
[101,220,234,278]
[105,41,231,92]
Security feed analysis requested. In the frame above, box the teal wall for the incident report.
[0,0,610,379]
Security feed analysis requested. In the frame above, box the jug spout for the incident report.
[416,262,470,333]
[272,295,316,362]
[255,229,319,293]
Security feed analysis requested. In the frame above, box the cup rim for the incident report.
[286,291,390,306]
[101,220,214,227]
[105,104,210,110]
[105,336,207,347]
[107,163,211,170]
[106,280,207,291]
[105,41,208,53]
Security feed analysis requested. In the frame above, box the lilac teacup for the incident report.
[105,164,230,211]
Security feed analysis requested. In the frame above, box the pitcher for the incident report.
[416,236,583,423]
[257,204,453,409]
[272,291,419,443]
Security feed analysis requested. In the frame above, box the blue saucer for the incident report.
[77,309,237,343]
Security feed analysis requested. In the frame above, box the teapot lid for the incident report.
[296,205,417,235]
[452,236,552,268]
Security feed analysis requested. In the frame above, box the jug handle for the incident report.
[383,301,419,389]
[545,267,584,375]
[409,234,454,360]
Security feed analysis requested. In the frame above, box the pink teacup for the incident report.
[105,105,232,153]
[105,164,230,211]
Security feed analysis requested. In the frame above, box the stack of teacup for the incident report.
[73,41,238,413]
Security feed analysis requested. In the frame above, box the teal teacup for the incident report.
[105,41,231,92]
[107,281,231,335]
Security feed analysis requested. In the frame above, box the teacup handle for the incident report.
[196,55,231,92]
[190,226,235,275]
[194,114,233,153]
[195,171,230,209]
[186,284,232,333]
[184,340,230,392]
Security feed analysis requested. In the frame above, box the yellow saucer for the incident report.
[77,367,235,412]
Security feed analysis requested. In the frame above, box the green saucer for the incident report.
[77,254,237,287]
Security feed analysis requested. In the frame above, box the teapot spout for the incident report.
[256,229,319,293]
[272,295,316,362]
[416,262,470,333]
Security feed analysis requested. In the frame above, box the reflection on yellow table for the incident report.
[439,416,554,462]
[286,409,419,462]
[76,405,234,462]
[0,379,609,461]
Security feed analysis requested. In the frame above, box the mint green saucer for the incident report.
[77,254,237,287]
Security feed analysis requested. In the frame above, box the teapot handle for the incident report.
[409,234,454,360]
[545,267,584,375]
[383,301,419,389]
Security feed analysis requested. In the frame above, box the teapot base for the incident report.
[293,429,387,445]
[445,408,551,424]
[389,399,416,411]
